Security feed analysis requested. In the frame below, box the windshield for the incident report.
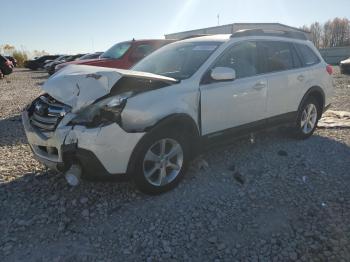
[100,42,131,59]
[132,41,221,80]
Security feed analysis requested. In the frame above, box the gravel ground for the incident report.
[0,68,350,262]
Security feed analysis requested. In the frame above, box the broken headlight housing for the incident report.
[69,92,132,127]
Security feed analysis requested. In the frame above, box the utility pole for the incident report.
[217,14,220,26]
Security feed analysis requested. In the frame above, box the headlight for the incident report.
[69,92,132,127]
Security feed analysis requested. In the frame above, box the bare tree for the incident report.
[310,22,322,48]
[2,44,15,55]
[300,25,310,32]
[32,50,49,58]
[322,18,350,48]
[323,20,332,48]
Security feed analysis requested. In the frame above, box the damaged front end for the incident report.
[22,65,178,184]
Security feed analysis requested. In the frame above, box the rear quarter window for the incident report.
[295,44,320,66]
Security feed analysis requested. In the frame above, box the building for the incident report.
[319,46,350,65]
[165,23,311,40]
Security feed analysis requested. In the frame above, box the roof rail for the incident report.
[179,34,212,40]
[231,29,307,40]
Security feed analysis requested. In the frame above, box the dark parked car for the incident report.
[47,54,85,75]
[43,55,68,70]
[5,56,17,67]
[77,52,103,60]
[24,55,61,70]
[0,55,14,77]
[340,57,350,74]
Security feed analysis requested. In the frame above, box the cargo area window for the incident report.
[295,44,320,66]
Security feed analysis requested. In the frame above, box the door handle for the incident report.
[297,75,305,81]
[252,81,266,90]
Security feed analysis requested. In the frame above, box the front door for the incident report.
[200,41,268,135]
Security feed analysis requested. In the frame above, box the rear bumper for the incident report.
[22,110,145,176]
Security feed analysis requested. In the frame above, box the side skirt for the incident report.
[200,112,297,150]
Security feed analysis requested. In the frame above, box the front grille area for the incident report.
[29,94,70,131]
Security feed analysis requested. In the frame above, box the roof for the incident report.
[165,22,310,38]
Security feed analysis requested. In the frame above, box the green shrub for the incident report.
[12,51,28,67]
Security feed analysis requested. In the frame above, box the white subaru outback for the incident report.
[22,30,333,194]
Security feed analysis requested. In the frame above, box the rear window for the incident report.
[295,44,320,66]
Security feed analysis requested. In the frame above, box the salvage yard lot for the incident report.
[1,68,350,261]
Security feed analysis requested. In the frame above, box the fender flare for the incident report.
[297,86,325,117]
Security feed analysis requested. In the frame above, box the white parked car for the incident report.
[22,30,334,194]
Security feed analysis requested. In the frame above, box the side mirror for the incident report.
[210,67,236,81]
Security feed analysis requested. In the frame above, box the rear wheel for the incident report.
[294,97,320,139]
[132,129,189,194]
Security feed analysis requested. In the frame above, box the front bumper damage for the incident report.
[22,110,145,177]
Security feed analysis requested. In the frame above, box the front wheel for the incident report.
[132,130,189,194]
[294,97,320,139]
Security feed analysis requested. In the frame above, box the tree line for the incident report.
[301,17,350,49]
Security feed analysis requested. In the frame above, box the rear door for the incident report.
[200,41,268,135]
[258,40,304,119]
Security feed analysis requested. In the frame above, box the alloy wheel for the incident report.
[300,103,318,134]
[142,138,183,187]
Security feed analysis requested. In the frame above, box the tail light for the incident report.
[326,65,333,75]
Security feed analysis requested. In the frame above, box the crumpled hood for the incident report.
[42,65,177,112]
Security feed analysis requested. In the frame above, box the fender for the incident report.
[144,113,200,134]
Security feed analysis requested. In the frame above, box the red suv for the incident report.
[55,39,174,73]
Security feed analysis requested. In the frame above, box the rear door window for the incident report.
[295,44,320,66]
[258,41,295,73]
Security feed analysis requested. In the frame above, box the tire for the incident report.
[132,128,190,195]
[294,97,320,139]
[1,66,12,75]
